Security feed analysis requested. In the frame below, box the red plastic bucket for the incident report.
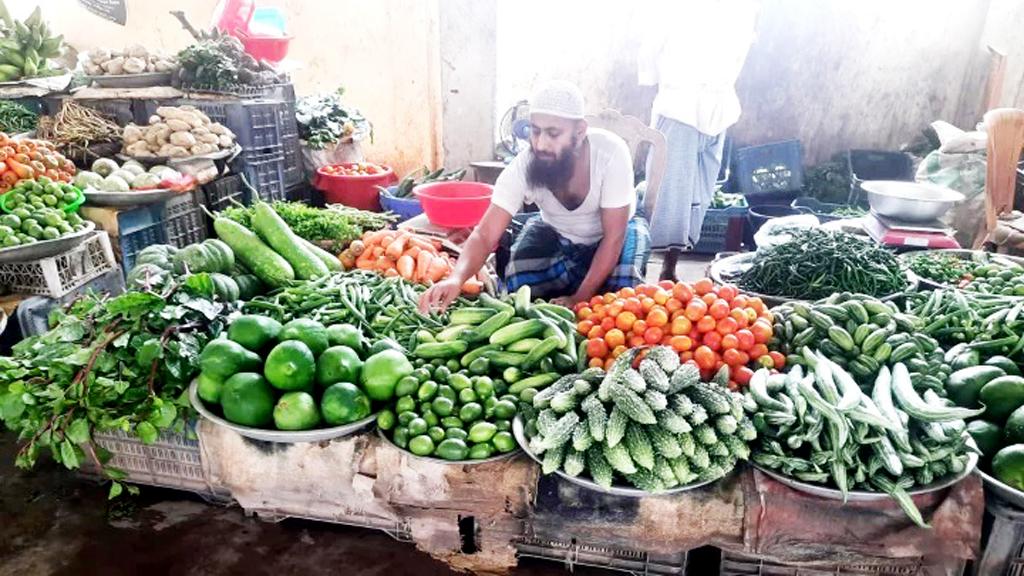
[315,163,396,211]
[238,33,292,63]
[414,181,493,228]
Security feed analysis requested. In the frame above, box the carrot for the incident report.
[427,256,450,283]
[415,250,432,282]
[408,236,437,253]
[396,254,415,280]
[405,245,421,260]
[371,246,385,258]
[349,239,366,257]
[355,253,376,270]
[461,278,483,296]
[386,232,410,260]
[6,159,31,180]
[375,255,394,270]
[384,268,400,278]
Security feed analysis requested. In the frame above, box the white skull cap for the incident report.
[529,80,585,120]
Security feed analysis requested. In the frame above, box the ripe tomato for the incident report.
[680,351,694,363]
[632,319,648,336]
[684,299,708,322]
[718,284,738,301]
[618,286,636,298]
[708,299,730,320]
[641,297,656,313]
[744,307,758,323]
[589,295,604,308]
[721,333,740,350]
[769,351,786,370]
[592,303,606,317]
[732,366,754,386]
[577,320,594,336]
[607,299,625,317]
[665,297,683,313]
[613,311,635,332]
[759,310,775,323]
[735,329,755,351]
[670,335,693,352]
[748,297,765,313]
[644,326,664,345]
[661,334,674,346]
[629,335,646,348]
[694,345,717,370]
[636,283,657,297]
[729,308,749,328]
[701,293,717,306]
[577,306,593,320]
[623,297,643,315]
[716,316,739,335]
[750,343,769,360]
[647,307,669,328]
[722,348,750,367]
[697,315,717,333]
[611,344,627,358]
[751,319,773,343]
[702,330,722,351]
[601,317,616,332]
[587,338,609,358]
[603,293,617,304]
[672,282,694,302]
[587,325,606,340]
[604,357,616,370]
[653,289,670,306]
[658,279,675,290]
[670,316,692,335]
[693,278,715,296]
[730,294,748,310]
[605,328,626,348]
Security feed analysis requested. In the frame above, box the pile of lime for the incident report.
[4,177,82,212]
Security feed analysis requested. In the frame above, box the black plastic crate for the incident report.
[165,189,207,247]
[282,133,302,187]
[733,140,803,195]
[204,174,249,213]
[233,146,286,202]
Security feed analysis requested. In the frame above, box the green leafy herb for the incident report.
[0,99,37,134]
[296,87,372,150]
[218,201,395,252]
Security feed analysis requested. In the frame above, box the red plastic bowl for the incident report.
[315,163,396,211]
[238,33,292,63]
[414,181,493,228]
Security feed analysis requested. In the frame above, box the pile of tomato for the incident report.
[573,278,783,389]
[320,162,389,177]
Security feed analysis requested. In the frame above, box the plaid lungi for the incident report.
[504,216,650,299]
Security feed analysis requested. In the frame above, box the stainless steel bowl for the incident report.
[861,180,964,222]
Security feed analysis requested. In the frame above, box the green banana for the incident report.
[24,6,40,28]
[0,62,21,80]
[0,0,13,29]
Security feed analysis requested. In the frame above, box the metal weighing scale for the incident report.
[862,211,960,249]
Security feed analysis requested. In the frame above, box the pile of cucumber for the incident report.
[520,346,756,491]
[746,349,980,527]
[378,286,580,461]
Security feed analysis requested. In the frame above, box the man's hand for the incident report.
[419,277,462,313]
[551,291,591,309]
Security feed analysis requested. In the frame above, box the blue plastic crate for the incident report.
[233,146,286,202]
[693,205,747,254]
[733,140,803,195]
[111,202,168,273]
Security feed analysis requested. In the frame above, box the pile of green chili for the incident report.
[739,228,906,300]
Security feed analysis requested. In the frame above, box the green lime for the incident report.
[427,426,445,443]
[227,314,282,352]
[397,411,417,426]
[408,434,435,456]
[316,345,363,387]
[492,399,517,420]
[445,427,468,441]
[320,382,371,425]
[273,391,321,431]
[325,323,364,355]
[468,442,494,460]
[196,372,224,404]
[436,438,469,461]
[394,375,420,398]
[408,417,428,437]
[431,396,454,417]
[492,431,516,453]
[220,372,275,428]
[459,402,483,423]
[417,380,439,402]
[458,388,477,404]
[376,409,396,431]
[360,349,413,402]
[199,338,262,380]
[278,318,330,357]
[392,427,409,449]
[441,416,463,429]
[396,395,417,415]
[264,340,316,391]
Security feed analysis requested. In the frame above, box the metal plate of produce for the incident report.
[752,454,977,501]
[0,221,95,264]
[117,144,241,167]
[376,428,521,465]
[710,252,914,305]
[512,417,716,497]
[899,249,1024,292]
[83,187,183,208]
[188,380,377,444]
[86,72,174,89]
[978,470,1024,509]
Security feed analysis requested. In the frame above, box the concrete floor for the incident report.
[0,254,716,576]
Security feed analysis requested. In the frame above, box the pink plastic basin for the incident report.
[414,181,493,228]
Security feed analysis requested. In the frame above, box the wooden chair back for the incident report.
[585,108,667,217]
[978,108,1024,248]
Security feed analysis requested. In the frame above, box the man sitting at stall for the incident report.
[419,80,649,312]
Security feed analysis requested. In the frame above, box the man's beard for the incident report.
[526,137,578,190]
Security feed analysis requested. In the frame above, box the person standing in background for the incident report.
[638,1,758,281]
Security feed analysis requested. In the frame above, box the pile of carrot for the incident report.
[338,229,483,295]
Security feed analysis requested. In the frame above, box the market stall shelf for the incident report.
[83,187,183,207]
[85,72,174,89]
[0,220,94,263]
[189,380,378,443]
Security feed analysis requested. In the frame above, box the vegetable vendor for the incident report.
[420,81,649,311]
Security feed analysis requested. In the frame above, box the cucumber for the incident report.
[460,344,500,367]
[214,217,295,287]
[478,293,514,314]
[251,203,329,280]
[414,341,469,359]
[522,335,562,371]
[514,285,531,317]
[508,372,559,395]
[299,237,343,272]
[506,338,542,353]
[463,309,513,343]
[449,307,496,326]
[489,319,546,346]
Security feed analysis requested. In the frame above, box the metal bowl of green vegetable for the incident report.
[900,249,1024,292]
[978,469,1024,509]
[512,417,718,497]
[377,427,521,465]
[753,454,977,501]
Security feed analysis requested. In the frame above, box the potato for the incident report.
[101,56,125,74]
[165,118,190,132]
[194,111,211,125]
[155,106,179,119]
[126,44,148,58]
[144,128,160,147]
[125,141,152,156]
[169,131,196,147]
[180,111,205,129]
[123,57,146,74]
[84,62,102,76]
[166,146,190,158]
[191,143,216,155]
[218,134,234,148]
[145,61,155,73]
[199,133,220,145]
[148,115,161,124]
[208,122,227,136]
[123,124,143,145]
[190,126,210,136]
[157,143,177,157]
[154,60,175,72]
[90,48,110,64]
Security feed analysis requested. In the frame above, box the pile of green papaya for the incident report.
[125,239,264,302]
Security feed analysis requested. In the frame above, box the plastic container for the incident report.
[238,32,292,63]
[379,185,424,222]
[314,163,396,211]
[414,181,493,228]
[212,0,255,36]
[747,204,804,233]
[0,184,84,214]
[233,146,286,202]
[0,231,116,298]
[282,133,302,187]
[139,98,286,152]
[203,174,248,213]
[164,189,207,247]
[733,140,803,195]
[15,268,125,337]
[693,205,747,254]
[251,6,287,35]
[106,202,168,273]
